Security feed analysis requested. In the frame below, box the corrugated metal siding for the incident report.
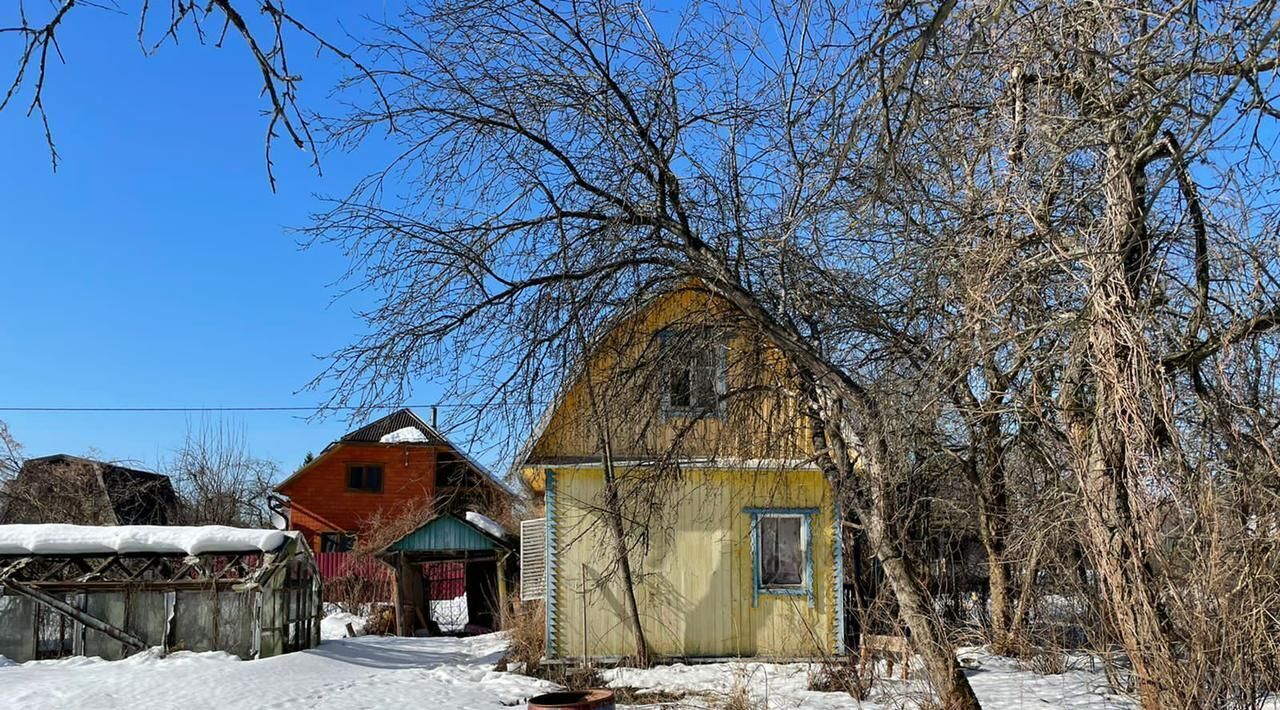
[552,465,834,659]
[423,561,466,600]
[315,552,394,602]
[389,517,497,552]
[544,469,559,655]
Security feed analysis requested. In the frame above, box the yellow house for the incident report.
[519,286,845,660]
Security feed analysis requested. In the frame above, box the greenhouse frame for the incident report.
[0,524,321,662]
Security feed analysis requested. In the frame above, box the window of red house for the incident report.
[319,532,357,552]
[347,463,384,492]
[435,451,470,487]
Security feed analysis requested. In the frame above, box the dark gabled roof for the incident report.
[6,454,178,526]
[97,463,179,527]
[339,408,447,445]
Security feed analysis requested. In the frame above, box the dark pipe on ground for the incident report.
[527,689,616,709]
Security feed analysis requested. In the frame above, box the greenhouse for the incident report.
[0,524,320,662]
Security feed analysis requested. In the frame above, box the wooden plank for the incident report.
[495,552,509,630]
[26,580,243,592]
[1,579,147,653]
[0,557,32,582]
[391,552,408,636]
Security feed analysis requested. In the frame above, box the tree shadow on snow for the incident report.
[303,637,505,670]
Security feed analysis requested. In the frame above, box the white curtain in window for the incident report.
[760,515,803,586]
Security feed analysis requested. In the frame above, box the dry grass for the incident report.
[609,687,692,705]
[711,667,767,710]
[808,659,874,700]
[501,596,546,671]
[362,604,396,636]
[718,682,756,710]
[1017,648,1067,676]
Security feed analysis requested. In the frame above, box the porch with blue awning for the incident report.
[376,514,515,637]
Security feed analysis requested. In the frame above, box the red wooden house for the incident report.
[273,408,512,558]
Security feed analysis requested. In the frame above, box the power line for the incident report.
[0,403,546,413]
[0,406,358,413]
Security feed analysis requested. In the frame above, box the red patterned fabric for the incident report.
[423,561,466,600]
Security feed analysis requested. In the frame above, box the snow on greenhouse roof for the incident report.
[0,524,294,556]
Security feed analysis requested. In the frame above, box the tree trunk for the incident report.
[573,319,653,667]
[600,447,652,667]
[808,397,980,710]
[865,511,982,710]
[984,546,1015,649]
[1063,141,1189,709]
[1008,539,1043,643]
[1073,438,1183,709]
[970,451,1018,651]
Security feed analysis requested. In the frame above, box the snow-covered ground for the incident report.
[0,631,1139,710]
[605,648,1137,709]
[319,611,367,640]
[0,635,554,710]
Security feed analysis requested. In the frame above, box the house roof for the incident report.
[378,513,512,556]
[273,408,517,497]
[339,408,448,445]
[509,283,724,476]
[6,455,178,526]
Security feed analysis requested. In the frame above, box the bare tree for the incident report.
[858,1,1280,706]
[0,419,21,476]
[0,419,25,518]
[303,2,982,703]
[166,420,278,527]
[0,0,383,187]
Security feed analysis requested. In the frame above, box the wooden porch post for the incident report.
[495,551,509,630]
[390,552,405,636]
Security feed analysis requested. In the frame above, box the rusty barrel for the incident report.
[527,689,616,709]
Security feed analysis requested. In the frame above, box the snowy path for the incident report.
[0,635,555,710]
[0,634,1142,710]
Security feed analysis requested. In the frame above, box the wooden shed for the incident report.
[377,513,516,636]
[0,524,320,662]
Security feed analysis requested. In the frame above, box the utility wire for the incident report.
[0,403,546,413]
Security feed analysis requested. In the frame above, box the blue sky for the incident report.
[0,4,464,475]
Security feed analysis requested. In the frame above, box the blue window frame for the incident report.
[745,507,816,607]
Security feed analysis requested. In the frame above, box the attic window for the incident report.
[660,328,726,417]
[347,464,383,493]
[435,451,471,488]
